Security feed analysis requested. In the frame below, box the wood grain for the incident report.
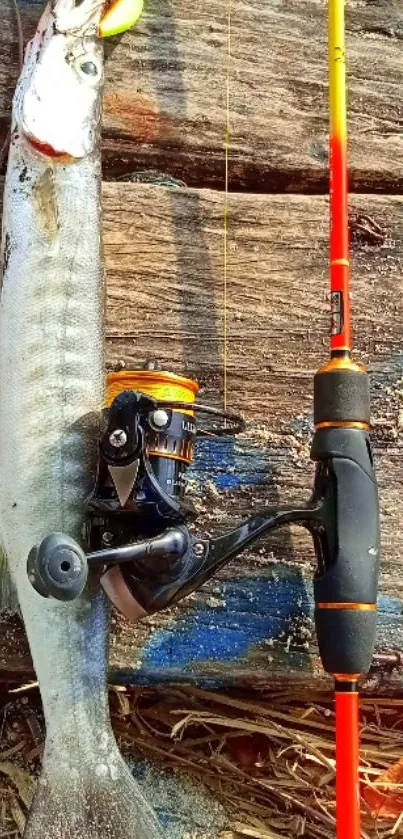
[1,0,402,189]
[1,183,403,690]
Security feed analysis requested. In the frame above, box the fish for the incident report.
[0,2,164,838]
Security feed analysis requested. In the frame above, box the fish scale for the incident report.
[0,2,163,837]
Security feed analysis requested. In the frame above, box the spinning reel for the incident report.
[27,364,244,616]
[28,359,379,677]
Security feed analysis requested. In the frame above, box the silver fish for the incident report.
[0,3,163,838]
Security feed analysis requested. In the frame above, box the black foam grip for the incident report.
[314,369,370,425]
[312,431,379,605]
[314,609,376,676]
[311,425,380,676]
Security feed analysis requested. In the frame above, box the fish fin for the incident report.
[24,756,164,839]
[0,546,20,613]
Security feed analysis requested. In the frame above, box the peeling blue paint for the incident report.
[289,413,314,438]
[142,573,310,670]
[378,594,403,615]
[191,436,274,489]
[108,583,403,687]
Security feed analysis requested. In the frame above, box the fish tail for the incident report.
[24,756,164,839]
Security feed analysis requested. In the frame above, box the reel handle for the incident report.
[26,506,316,607]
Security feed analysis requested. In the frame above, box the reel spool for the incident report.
[97,367,199,519]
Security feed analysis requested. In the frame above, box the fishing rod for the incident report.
[27,0,380,834]
[314,3,380,835]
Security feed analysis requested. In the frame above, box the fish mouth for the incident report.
[25,133,78,162]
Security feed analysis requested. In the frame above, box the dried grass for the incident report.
[0,684,403,838]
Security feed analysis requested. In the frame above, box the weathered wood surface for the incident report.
[1,1,403,190]
[1,184,403,692]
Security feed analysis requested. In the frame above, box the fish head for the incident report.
[15,1,107,159]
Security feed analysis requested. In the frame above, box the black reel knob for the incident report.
[27,533,88,601]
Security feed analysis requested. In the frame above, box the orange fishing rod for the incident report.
[329,5,359,834]
[313,3,379,837]
[329,0,350,355]
[329,3,359,830]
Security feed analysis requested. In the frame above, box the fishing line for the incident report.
[12,0,24,71]
[0,0,24,172]
[223,0,232,416]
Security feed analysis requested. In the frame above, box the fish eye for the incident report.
[80,61,98,76]
[73,55,102,85]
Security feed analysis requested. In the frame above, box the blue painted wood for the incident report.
[110,570,403,687]
[142,574,311,670]
[192,437,273,489]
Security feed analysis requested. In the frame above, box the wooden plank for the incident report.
[1,183,403,691]
[1,1,402,189]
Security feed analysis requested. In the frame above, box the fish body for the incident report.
[0,3,162,838]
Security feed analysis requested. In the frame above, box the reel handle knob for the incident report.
[27,533,88,601]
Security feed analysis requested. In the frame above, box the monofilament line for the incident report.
[223,0,232,416]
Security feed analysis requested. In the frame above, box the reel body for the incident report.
[87,369,198,618]
[27,365,244,617]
